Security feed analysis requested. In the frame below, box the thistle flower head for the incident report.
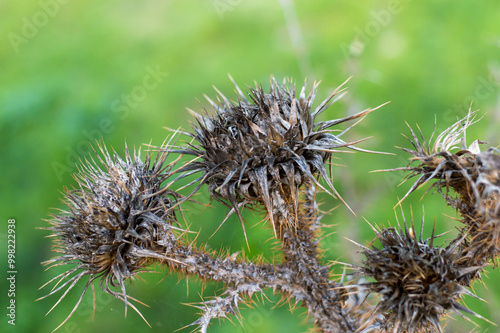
[395,111,482,203]
[397,111,500,264]
[353,212,485,333]
[40,143,182,330]
[182,76,383,235]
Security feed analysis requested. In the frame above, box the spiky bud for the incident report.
[40,143,181,329]
[354,216,484,333]
[182,76,381,235]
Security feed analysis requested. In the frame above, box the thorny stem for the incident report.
[280,228,353,332]
[133,229,360,333]
[135,181,356,333]
[272,180,357,333]
[131,236,283,294]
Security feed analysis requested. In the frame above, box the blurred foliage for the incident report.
[1,0,500,332]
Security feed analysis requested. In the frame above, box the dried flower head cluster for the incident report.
[41,77,500,333]
[349,111,500,332]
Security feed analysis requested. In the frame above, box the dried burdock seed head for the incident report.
[39,142,183,331]
[352,211,487,333]
[181,75,385,237]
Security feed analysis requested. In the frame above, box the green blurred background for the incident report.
[2,0,500,332]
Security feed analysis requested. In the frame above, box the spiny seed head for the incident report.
[355,215,483,333]
[398,111,483,204]
[398,111,500,264]
[182,76,382,234]
[40,143,182,330]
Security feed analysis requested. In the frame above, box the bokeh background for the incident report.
[2,0,500,332]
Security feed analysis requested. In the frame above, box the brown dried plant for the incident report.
[40,77,500,332]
